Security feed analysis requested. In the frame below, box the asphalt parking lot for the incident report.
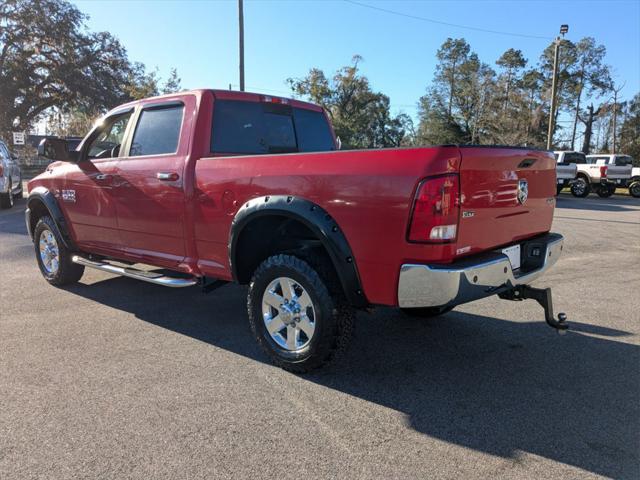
[1,192,638,479]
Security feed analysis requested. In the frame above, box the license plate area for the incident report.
[502,244,521,270]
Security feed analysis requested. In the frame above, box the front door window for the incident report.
[86,113,132,159]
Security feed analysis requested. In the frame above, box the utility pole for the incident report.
[238,0,245,92]
[612,89,617,154]
[546,24,568,150]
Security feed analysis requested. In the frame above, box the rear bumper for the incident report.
[397,233,563,308]
[599,178,627,185]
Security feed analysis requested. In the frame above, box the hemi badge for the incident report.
[462,211,475,218]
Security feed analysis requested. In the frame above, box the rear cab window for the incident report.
[211,99,335,155]
[615,155,633,166]
[560,152,586,165]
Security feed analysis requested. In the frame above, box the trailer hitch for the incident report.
[499,285,568,334]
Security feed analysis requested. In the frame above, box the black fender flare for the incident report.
[229,195,368,308]
[26,186,76,250]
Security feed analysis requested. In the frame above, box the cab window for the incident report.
[129,105,184,157]
[87,113,132,159]
[211,100,335,155]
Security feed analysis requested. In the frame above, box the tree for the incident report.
[288,56,410,148]
[618,93,640,164]
[162,68,182,94]
[434,38,472,119]
[568,38,611,150]
[578,103,601,154]
[540,39,577,144]
[417,38,497,145]
[0,0,182,141]
[0,0,132,140]
[416,91,467,145]
[125,62,160,100]
[496,48,527,111]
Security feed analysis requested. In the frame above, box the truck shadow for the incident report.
[65,277,639,479]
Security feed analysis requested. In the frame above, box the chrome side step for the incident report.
[71,255,198,288]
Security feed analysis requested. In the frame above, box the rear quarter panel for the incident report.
[193,147,461,305]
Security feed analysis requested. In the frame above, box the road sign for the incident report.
[12,132,25,145]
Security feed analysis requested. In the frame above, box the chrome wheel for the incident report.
[262,276,316,351]
[39,229,60,274]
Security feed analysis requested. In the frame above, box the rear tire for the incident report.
[33,215,84,286]
[596,184,615,198]
[570,177,590,198]
[14,183,23,199]
[247,254,354,373]
[401,306,454,318]
[556,184,564,196]
[0,178,14,209]
[629,181,640,198]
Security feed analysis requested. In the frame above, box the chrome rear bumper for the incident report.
[398,233,563,308]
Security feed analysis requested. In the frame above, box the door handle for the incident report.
[157,172,179,181]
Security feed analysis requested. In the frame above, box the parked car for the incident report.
[553,151,578,195]
[628,165,640,198]
[27,89,567,371]
[554,150,627,198]
[586,154,637,198]
[0,139,23,209]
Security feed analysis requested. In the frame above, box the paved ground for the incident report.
[1,192,639,480]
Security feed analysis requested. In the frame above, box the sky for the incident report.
[75,0,640,120]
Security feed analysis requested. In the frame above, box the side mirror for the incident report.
[37,138,79,162]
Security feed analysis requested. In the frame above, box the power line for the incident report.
[343,0,553,41]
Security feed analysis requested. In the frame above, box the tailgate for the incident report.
[556,164,577,180]
[605,165,632,180]
[456,147,555,257]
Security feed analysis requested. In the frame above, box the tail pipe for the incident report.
[499,285,568,334]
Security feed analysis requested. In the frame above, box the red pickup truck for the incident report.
[28,89,567,372]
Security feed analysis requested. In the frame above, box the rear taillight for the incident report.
[600,166,608,178]
[408,174,460,243]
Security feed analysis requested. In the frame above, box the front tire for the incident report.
[247,254,354,372]
[571,177,590,198]
[33,215,84,286]
[629,181,640,198]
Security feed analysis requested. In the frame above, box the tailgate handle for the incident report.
[518,158,537,168]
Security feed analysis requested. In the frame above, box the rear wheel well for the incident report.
[233,215,340,292]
